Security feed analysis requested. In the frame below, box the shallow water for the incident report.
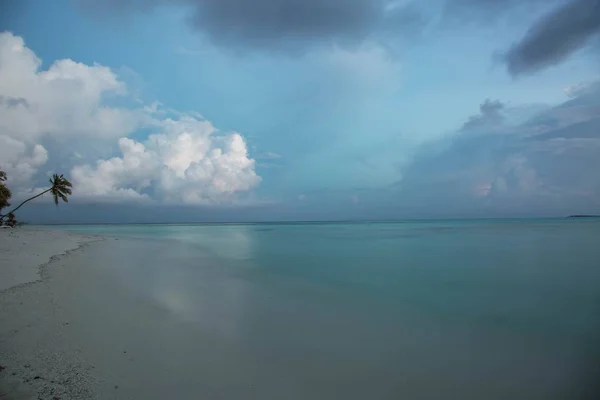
[36,219,600,399]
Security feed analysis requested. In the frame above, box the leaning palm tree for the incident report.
[0,174,72,222]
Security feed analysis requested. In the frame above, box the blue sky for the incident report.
[1,0,599,222]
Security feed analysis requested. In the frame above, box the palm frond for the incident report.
[47,173,73,206]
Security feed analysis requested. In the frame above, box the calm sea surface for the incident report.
[35,219,600,399]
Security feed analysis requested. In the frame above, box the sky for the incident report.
[0,0,599,223]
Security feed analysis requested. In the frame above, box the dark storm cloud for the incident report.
[76,0,424,52]
[505,0,600,76]
[443,0,600,76]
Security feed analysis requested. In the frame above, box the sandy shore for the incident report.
[1,229,284,400]
[0,230,98,293]
[1,228,326,399]
[0,229,102,399]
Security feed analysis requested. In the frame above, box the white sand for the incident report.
[0,229,102,399]
[0,229,96,292]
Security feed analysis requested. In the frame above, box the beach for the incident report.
[1,228,339,399]
[1,222,600,399]
[0,230,101,399]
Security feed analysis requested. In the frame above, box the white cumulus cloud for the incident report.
[0,135,48,185]
[0,32,147,141]
[71,117,261,204]
[0,31,261,204]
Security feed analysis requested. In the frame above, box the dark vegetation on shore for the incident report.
[0,169,72,227]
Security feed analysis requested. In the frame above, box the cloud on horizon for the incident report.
[0,32,262,205]
[395,81,600,215]
[270,84,599,219]
[71,120,261,205]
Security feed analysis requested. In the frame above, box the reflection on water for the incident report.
[97,237,253,338]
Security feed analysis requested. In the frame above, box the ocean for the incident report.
[37,219,600,399]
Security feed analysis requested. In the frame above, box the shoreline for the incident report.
[0,229,104,399]
[1,228,264,399]
[1,228,263,400]
[0,229,103,293]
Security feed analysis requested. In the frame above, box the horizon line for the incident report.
[29,215,600,226]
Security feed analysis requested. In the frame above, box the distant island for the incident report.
[567,215,600,218]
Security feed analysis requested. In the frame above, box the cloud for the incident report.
[564,80,600,99]
[76,0,424,53]
[462,99,505,130]
[71,118,261,204]
[0,135,48,185]
[504,0,600,76]
[0,32,261,205]
[443,0,600,76]
[0,32,149,142]
[396,81,600,216]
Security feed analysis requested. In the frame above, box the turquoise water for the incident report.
[37,219,600,398]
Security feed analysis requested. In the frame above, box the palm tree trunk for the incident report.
[0,188,51,219]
